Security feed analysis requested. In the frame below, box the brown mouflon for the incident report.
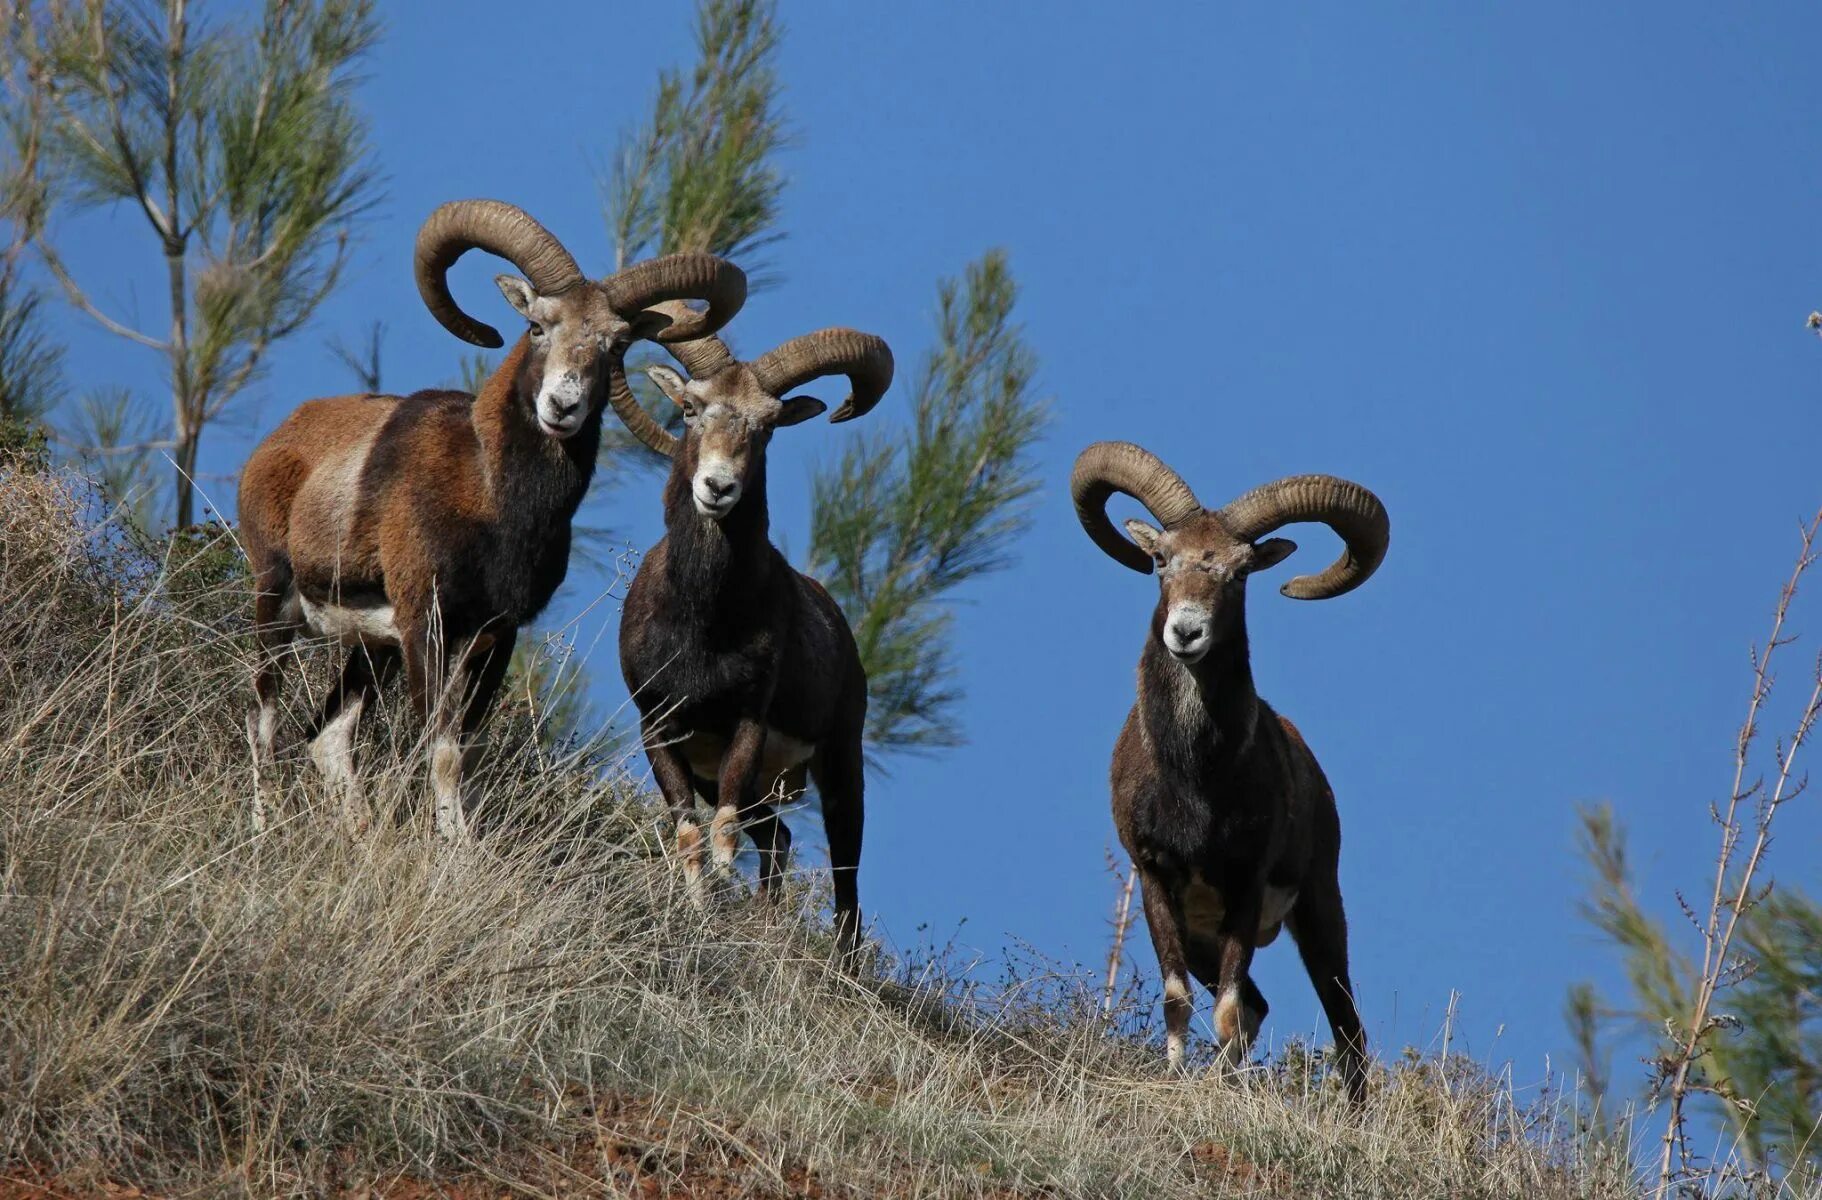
[1072,440,1389,1104]
[617,303,892,954]
[238,201,745,838]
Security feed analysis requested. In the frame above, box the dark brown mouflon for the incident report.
[616,308,892,953]
[1072,440,1389,1104]
[238,200,745,839]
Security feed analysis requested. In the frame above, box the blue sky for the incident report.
[44,2,1822,1090]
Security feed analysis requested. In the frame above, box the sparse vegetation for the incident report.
[1571,513,1822,1196]
[0,463,1643,1197]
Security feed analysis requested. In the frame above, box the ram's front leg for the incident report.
[711,718,767,873]
[402,617,481,841]
[1138,868,1195,1072]
[642,729,710,907]
[1211,887,1267,1076]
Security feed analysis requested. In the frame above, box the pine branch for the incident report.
[597,0,791,482]
[806,250,1047,761]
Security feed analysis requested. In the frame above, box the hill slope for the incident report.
[0,467,1638,1198]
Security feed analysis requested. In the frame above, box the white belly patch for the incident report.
[678,727,817,785]
[299,595,400,646]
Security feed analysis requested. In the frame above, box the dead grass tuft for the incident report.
[0,466,1642,1198]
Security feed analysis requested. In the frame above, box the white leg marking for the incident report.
[247,705,275,833]
[677,818,708,908]
[309,699,367,833]
[710,802,740,868]
[256,699,279,760]
[1213,984,1262,1074]
[431,732,468,840]
[1164,971,1191,1071]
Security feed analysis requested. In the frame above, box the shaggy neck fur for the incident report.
[473,337,604,515]
[1140,606,1261,780]
[660,445,778,620]
[469,335,606,620]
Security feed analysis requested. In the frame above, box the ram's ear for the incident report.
[1123,519,1163,559]
[1252,537,1297,572]
[495,275,538,318]
[644,365,689,404]
[776,396,827,427]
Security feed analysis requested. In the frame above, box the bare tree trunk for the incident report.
[172,417,198,526]
[163,0,190,529]
[1102,852,1136,1019]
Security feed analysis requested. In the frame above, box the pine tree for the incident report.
[4,0,380,528]
[805,252,1047,757]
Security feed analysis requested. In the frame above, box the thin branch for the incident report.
[32,234,166,348]
[1653,509,1822,1197]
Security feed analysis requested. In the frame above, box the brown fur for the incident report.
[239,334,612,836]
[1106,508,1369,1104]
[619,357,869,953]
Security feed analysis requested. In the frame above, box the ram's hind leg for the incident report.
[1288,874,1368,1105]
[809,736,864,957]
[248,564,302,832]
[746,766,804,901]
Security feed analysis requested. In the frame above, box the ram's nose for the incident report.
[693,472,742,517]
[1164,614,1211,662]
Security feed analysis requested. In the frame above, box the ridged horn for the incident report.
[1070,442,1203,574]
[1217,475,1390,600]
[414,200,584,348]
[749,328,894,423]
[600,254,747,343]
[647,301,738,380]
[605,344,679,459]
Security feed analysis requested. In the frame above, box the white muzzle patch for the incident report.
[692,454,742,518]
[537,373,586,439]
[1163,602,1213,663]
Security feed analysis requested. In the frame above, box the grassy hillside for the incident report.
[0,465,1639,1199]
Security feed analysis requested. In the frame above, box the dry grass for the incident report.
[0,465,1642,1198]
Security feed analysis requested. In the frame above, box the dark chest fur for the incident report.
[376,382,600,633]
[621,467,794,729]
[1126,643,1298,882]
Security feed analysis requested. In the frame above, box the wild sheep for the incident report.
[1071,440,1389,1103]
[615,311,892,951]
[238,200,745,838]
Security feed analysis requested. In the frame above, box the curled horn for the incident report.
[749,328,894,423]
[414,200,584,348]
[600,301,736,459]
[601,254,747,344]
[1070,442,1203,575]
[1217,475,1390,600]
[648,301,738,380]
[605,346,680,459]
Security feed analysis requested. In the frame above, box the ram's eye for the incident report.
[528,322,545,338]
